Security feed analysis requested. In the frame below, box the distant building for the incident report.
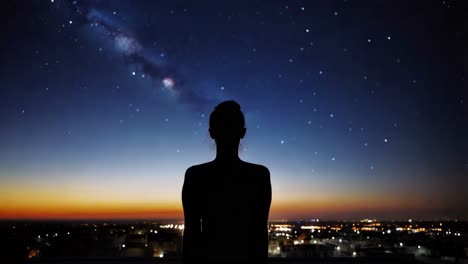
[121,229,152,258]
[283,244,335,258]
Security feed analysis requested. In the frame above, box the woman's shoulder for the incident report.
[241,161,270,176]
[185,161,215,176]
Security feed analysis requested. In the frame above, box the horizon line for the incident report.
[1,217,466,222]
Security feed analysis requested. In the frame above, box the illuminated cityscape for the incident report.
[3,219,467,263]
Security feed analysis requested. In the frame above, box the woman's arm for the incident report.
[252,166,272,260]
[182,167,202,262]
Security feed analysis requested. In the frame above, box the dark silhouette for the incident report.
[182,100,272,263]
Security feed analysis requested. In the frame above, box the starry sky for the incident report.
[1,0,467,221]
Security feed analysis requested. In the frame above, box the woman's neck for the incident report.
[215,145,240,162]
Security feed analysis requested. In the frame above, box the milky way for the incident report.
[68,0,213,110]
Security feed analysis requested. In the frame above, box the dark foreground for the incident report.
[25,256,429,264]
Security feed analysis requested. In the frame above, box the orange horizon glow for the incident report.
[1,197,434,220]
[1,175,449,221]
[0,209,183,220]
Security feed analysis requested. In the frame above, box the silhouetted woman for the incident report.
[182,100,272,263]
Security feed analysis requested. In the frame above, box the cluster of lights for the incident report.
[293,240,305,245]
[300,225,324,230]
[160,224,184,230]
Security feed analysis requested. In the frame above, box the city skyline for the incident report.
[1,0,467,221]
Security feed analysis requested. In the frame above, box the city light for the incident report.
[5,219,466,261]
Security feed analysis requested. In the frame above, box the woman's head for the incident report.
[209,100,246,146]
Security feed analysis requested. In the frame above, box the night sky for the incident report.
[1,0,467,221]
